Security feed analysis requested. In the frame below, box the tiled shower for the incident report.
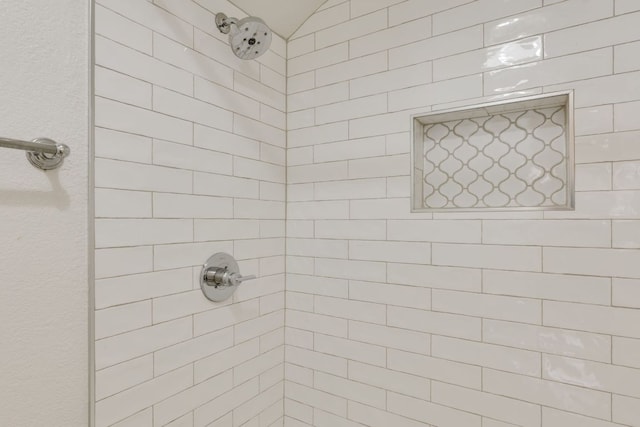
[92,0,640,426]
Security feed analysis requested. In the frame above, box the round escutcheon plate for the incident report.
[200,252,240,302]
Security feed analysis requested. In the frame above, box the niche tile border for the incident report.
[411,91,575,212]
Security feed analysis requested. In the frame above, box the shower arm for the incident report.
[215,13,238,34]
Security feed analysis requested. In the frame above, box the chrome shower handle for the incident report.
[226,272,256,287]
[200,252,256,302]
[204,267,256,288]
[235,274,257,283]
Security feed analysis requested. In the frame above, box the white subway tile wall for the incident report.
[94,0,285,425]
[284,1,640,427]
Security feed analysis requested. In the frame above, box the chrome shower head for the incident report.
[215,12,272,60]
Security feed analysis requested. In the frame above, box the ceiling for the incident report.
[228,0,328,39]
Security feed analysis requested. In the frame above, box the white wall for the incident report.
[92,1,286,425]
[0,1,90,426]
[284,1,640,426]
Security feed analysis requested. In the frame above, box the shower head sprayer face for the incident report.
[229,16,272,60]
[215,12,272,60]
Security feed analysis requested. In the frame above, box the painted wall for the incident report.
[284,0,640,426]
[0,1,90,426]
[92,0,286,425]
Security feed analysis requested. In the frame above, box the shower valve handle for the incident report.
[234,274,257,285]
[200,252,255,302]
[204,267,256,288]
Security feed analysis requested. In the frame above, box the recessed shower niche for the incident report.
[412,91,575,212]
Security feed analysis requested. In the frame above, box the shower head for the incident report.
[215,12,272,60]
